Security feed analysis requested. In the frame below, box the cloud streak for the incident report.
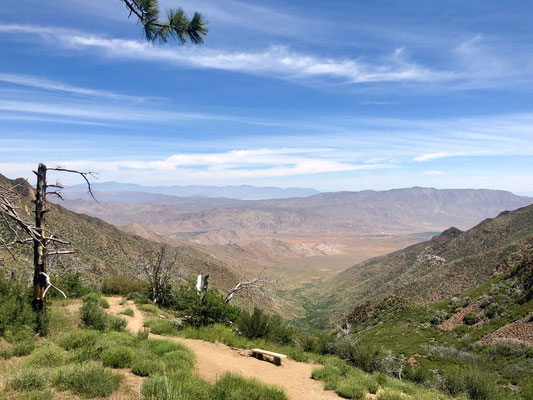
[0,73,146,102]
[0,24,454,85]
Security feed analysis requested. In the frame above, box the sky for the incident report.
[0,0,532,194]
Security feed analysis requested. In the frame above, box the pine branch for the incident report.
[120,0,207,44]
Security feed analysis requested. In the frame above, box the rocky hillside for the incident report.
[0,174,243,293]
[303,202,533,327]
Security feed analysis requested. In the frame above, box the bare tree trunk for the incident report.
[32,163,47,312]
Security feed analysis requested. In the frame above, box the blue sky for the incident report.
[0,0,532,194]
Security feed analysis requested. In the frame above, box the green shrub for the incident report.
[137,327,149,340]
[212,373,288,400]
[11,339,35,357]
[131,352,164,376]
[108,315,127,332]
[463,312,478,326]
[28,344,68,367]
[52,362,122,398]
[172,286,238,328]
[56,329,100,350]
[82,292,103,304]
[101,345,133,368]
[145,338,186,356]
[99,297,110,309]
[237,307,270,340]
[121,308,134,317]
[377,390,405,400]
[144,318,178,335]
[336,379,365,399]
[9,369,48,391]
[163,349,195,371]
[142,371,211,400]
[0,277,40,337]
[127,291,148,304]
[119,299,127,305]
[80,301,108,331]
[15,388,54,400]
[50,272,91,298]
[139,303,160,314]
[102,275,146,296]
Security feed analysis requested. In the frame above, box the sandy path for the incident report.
[106,297,341,400]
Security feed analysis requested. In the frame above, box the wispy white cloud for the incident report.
[50,148,391,180]
[0,24,454,85]
[0,73,146,102]
[423,170,446,175]
[413,151,486,162]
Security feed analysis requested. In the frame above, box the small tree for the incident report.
[137,244,180,304]
[120,0,208,44]
[0,163,96,312]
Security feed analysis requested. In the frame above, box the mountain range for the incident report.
[66,182,320,200]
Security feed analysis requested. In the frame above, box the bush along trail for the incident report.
[106,296,342,400]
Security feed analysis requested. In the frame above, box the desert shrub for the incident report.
[99,297,110,309]
[102,275,146,295]
[236,307,295,345]
[49,272,91,298]
[108,315,127,332]
[82,292,103,304]
[145,338,186,356]
[212,373,288,400]
[52,362,121,398]
[441,367,501,400]
[56,329,100,350]
[331,337,383,373]
[11,339,35,356]
[119,299,127,305]
[80,300,108,331]
[137,327,149,340]
[131,352,164,376]
[139,303,160,314]
[403,365,432,384]
[486,339,529,359]
[142,371,211,400]
[377,391,405,400]
[121,308,134,317]
[9,369,48,391]
[144,318,178,335]
[237,307,271,340]
[162,349,195,371]
[336,379,366,399]
[15,388,54,400]
[101,345,133,368]
[28,344,68,367]
[0,277,40,337]
[463,313,478,326]
[127,291,149,304]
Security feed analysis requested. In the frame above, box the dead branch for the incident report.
[225,269,275,303]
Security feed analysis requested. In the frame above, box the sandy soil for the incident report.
[107,297,341,400]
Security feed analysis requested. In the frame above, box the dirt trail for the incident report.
[107,297,341,400]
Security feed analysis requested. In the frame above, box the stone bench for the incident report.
[250,348,287,366]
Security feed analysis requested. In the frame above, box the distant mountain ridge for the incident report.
[58,186,533,236]
[66,182,320,200]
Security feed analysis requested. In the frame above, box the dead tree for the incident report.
[137,244,180,304]
[225,269,274,303]
[0,163,96,312]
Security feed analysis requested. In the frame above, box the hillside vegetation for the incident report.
[303,203,533,327]
[0,173,241,292]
